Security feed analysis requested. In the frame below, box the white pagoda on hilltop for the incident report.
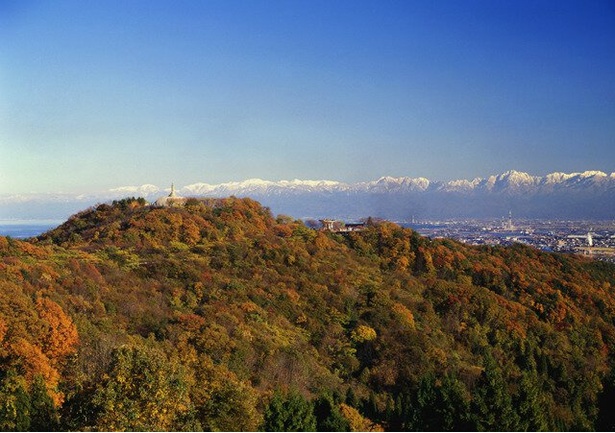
[153,183,187,207]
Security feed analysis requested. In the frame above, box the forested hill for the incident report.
[1,197,615,431]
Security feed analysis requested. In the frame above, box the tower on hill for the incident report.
[153,183,187,207]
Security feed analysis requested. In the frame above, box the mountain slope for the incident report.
[1,197,615,430]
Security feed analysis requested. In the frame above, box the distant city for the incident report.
[402,217,615,263]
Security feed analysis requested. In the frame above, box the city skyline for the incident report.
[2,0,614,195]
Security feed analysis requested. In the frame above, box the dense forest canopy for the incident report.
[1,196,614,431]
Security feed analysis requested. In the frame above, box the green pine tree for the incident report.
[515,371,549,431]
[263,389,316,432]
[470,352,520,431]
[313,393,350,432]
[401,373,471,431]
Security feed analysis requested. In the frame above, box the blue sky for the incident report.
[1,0,614,194]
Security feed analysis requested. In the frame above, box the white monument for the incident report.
[153,183,187,207]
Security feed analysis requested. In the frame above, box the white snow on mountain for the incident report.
[109,184,160,195]
[496,170,540,185]
[171,170,615,198]
[6,170,613,204]
[365,176,431,192]
[181,183,216,195]
[2,170,614,220]
[3,170,613,205]
[441,178,483,192]
[182,178,347,196]
[579,170,607,178]
[544,172,576,184]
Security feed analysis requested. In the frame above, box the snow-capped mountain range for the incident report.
[2,170,614,220]
[175,170,615,195]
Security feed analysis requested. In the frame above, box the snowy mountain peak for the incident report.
[109,184,160,195]
[496,170,538,185]
[182,183,215,195]
[369,176,430,191]
[544,172,575,184]
[443,178,481,192]
[104,170,613,199]
[579,170,607,178]
[3,169,614,220]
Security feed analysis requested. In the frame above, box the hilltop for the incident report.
[1,197,615,431]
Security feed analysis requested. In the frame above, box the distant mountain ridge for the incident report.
[176,169,614,196]
[1,170,614,220]
[178,170,615,220]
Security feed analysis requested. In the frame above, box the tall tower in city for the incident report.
[506,210,514,231]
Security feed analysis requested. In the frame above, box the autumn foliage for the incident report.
[0,196,614,430]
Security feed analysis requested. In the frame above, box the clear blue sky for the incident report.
[1,0,614,194]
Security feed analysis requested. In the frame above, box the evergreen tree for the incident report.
[345,387,359,408]
[263,389,316,432]
[398,373,471,431]
[515,371,549,431]
[391,391,410,430]
[313,393,350,432]
[470,352,520,431]
[361,391,380,422]
[437,374,472,431]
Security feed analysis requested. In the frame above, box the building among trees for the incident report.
[153,184,187,208]
[320,219,366,233]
